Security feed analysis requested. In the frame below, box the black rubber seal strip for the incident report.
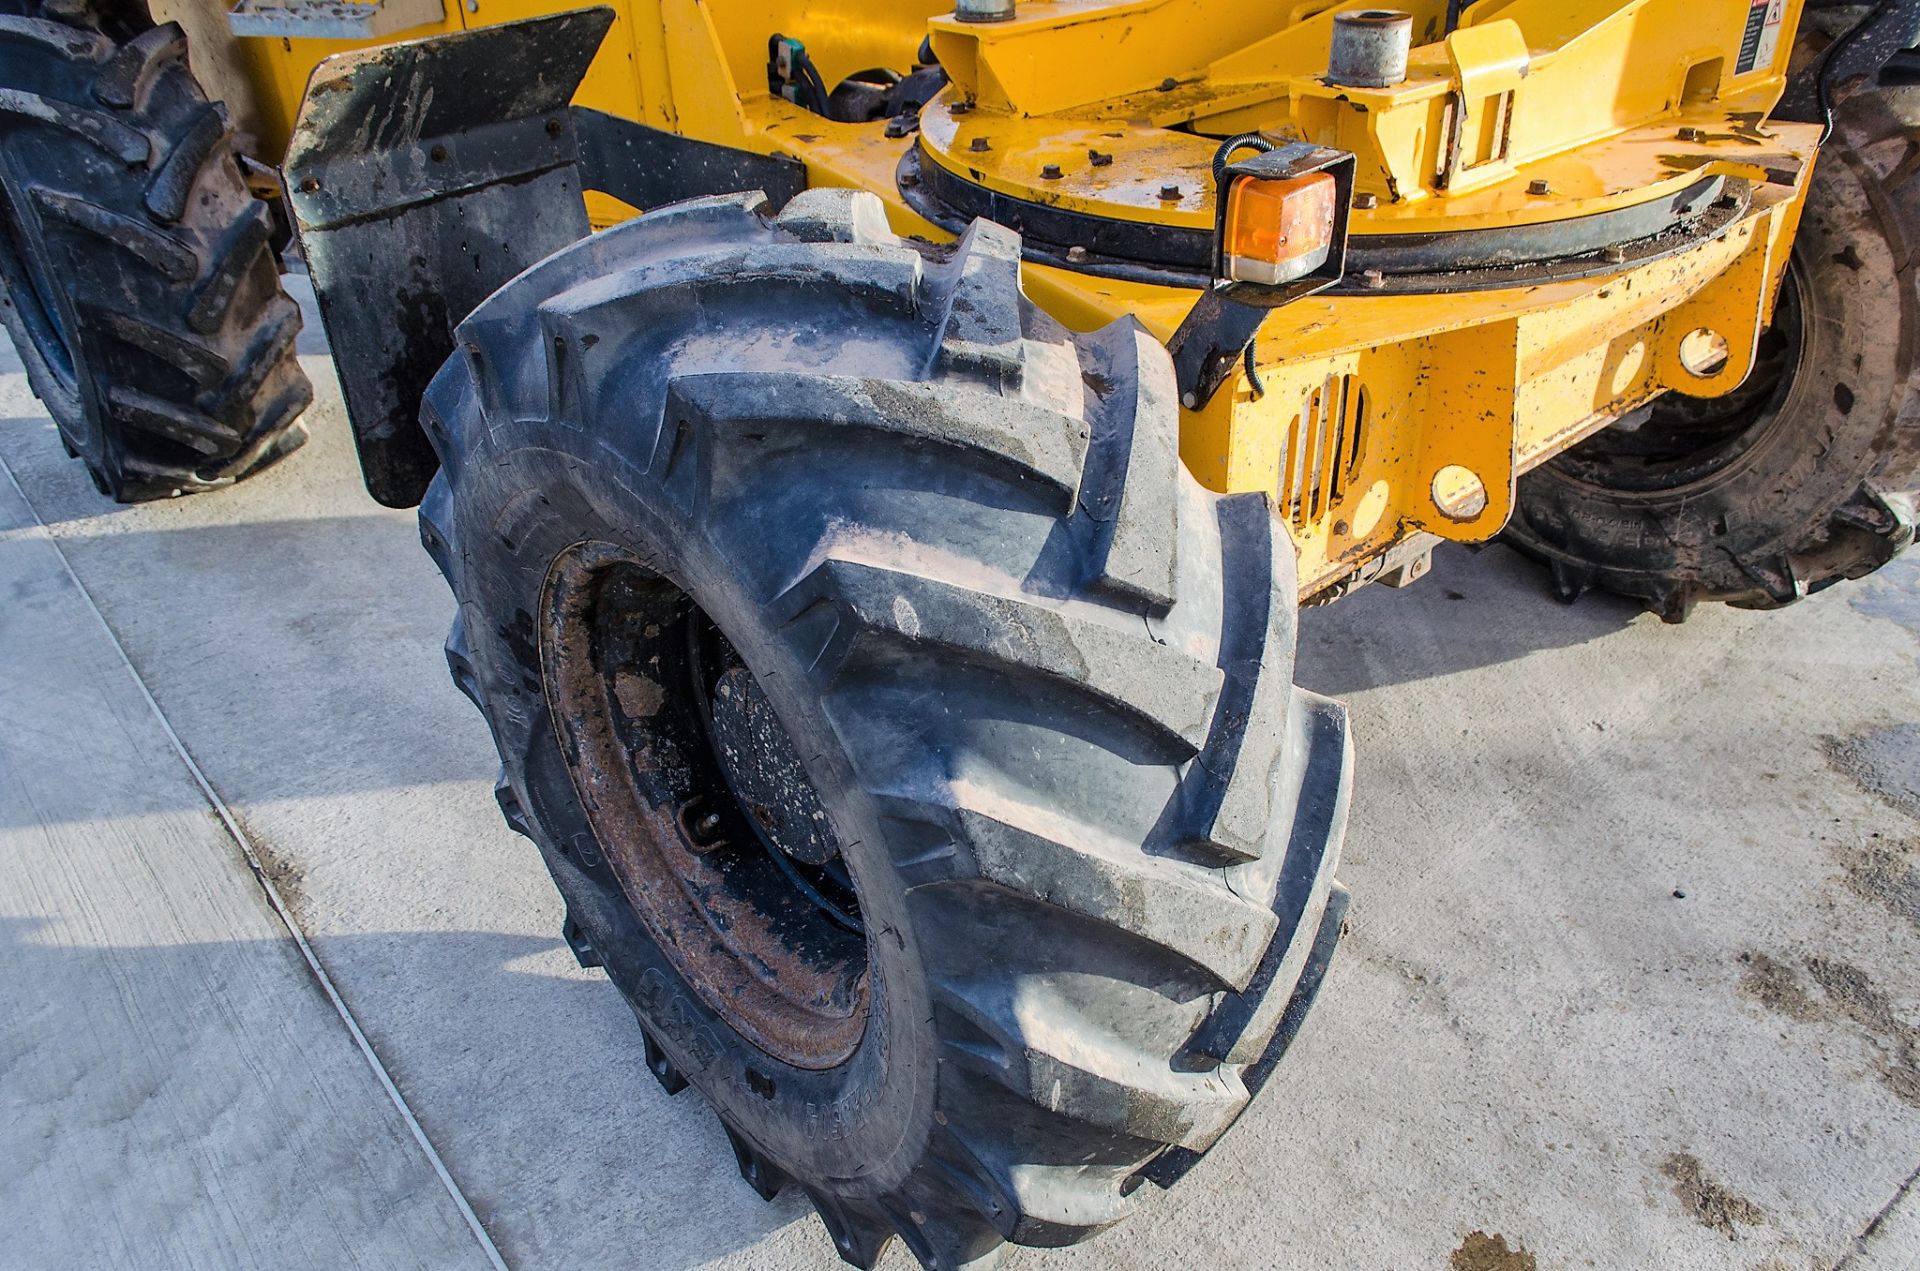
[899,141,1749,296]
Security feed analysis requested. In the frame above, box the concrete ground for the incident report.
[1,280,1917,1271]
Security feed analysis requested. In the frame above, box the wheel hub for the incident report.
[540,545,869,1070]
[707,659,841,867]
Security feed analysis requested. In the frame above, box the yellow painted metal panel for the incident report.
[234,0,1821,599]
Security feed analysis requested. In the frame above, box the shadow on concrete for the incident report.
[0,506,499,829]
[0,409,339,530]
[0,914,817,1270]
[1294,541,1644,697]
[0,415,152,531]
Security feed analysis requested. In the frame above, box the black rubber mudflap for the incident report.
[281,9,607,509]
[0,3,310,500]
[420,188,1353,1269]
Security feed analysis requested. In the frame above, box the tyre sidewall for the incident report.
[0,58,100,456]
[443,427,940,1196]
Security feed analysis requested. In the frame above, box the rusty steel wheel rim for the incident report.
[540,542,870,1070]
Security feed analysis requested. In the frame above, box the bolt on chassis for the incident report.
[3,0,1918,1265]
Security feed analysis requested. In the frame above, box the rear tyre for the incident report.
[0,1,310,500]
[420,190,1351,1268]
[1506,80,1920,621]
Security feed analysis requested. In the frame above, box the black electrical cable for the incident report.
[788,46,833,118]
[767,34,837,120]
[1212,134,1275,400]
[1211,132,1275,185]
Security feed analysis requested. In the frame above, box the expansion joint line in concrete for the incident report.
[1830,1158,1920,1270]
[0,456,511,1271]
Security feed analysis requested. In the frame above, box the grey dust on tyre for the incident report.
[0,0,310,500]
[1506,74,1920,621]
[419,188,1351,1269]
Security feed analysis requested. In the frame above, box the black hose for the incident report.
[1211,132,1275,185]
[767,34,838,121]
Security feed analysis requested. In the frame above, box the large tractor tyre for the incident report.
[1505,80,1920,621]
[0,1,310,500]
[419,189,1351,1269]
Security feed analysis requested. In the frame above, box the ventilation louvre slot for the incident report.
[1278,374,1368,527]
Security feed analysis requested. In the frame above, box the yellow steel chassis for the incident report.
[238,0,1819,597]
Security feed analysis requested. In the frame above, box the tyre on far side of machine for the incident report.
[0,0,310,500]
[1508,75,1920,620]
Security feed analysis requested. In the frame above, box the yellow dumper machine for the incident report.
[1,0,1913,1263]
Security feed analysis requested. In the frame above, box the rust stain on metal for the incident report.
[613,668,664,718]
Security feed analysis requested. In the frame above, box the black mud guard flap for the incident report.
[284,8,808,508]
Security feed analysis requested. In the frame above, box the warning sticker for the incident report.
[1737,0,1787,74]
